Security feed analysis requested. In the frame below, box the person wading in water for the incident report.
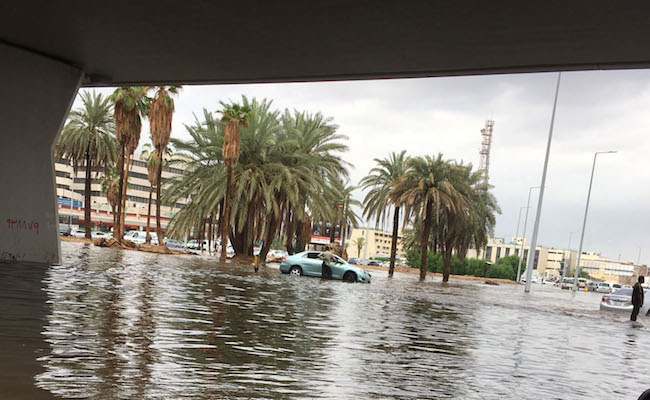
[319,243,338,279]
[631,276,644,321]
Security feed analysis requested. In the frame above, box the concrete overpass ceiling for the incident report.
[1,1,650,85]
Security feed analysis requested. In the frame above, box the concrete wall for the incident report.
[0,43,81,264]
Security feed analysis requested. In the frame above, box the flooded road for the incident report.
[2,241,649,399]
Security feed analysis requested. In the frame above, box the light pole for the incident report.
[572,150,617,291]
[562,231,576,278]
[516,186,540,282]
[524,72,562,293]
[515,206,528,241]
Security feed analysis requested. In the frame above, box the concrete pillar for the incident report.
[0,43,82,264]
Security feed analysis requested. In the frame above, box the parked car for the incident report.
[280,251,371,283]
[59,223,72,236]
[561,277,575,290]
[577,278,588,289]
[367,260,380,266]
[266,250,287,263]
[91,231,110,239]
[124,230,158,245]
[600,288,650,314]
[622,285,633,290]
[347,257,360,265]
[72,229,86,238]
[612,283,623,292]
[596,282,613,293]
[164,239,186,249]
[587,282,598,291]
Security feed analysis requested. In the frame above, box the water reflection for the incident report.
[29,242,650,399]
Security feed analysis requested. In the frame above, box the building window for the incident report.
[515,248,519,256]
[523,249,529,261]
[485,246,492,260]
[533,250,540,269]
[496,247,501,260]
[505,248,510,257]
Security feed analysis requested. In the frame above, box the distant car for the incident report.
[266,250,287,263]
[600,288,650,314]
[164,239,185,249]
[59,224,71,236]
[280,251,371,283]
[596,282,613,293]
[612,283,622,292]
[91,231,110,239]
[72,229,86,238]
[622,285,633,290]
[561,277,575,290]
[347,257,360,265]
[577,278,588,289]
[124,231,158,245]
[587,282,598,291]
[367,260,380,266]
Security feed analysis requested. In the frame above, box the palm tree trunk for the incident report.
[442,240,453,282]
[220,165,233,261]
[329,218,337,243]
[388,206,400,277]
[115,142,125,240]
[84,150,92,239]
[286,210,296,255]
[207,213,213,254]
[145,184,153,244]
[155,151,164,246]
[420,200,433,281]
[120,154,132,235]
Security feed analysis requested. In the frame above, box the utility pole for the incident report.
[562,232,575,279]
[516,187,539,282]
[524,72,562,293]
[572,150,617,291]
[515,206,527,241]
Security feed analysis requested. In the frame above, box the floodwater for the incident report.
[1,241,649,399]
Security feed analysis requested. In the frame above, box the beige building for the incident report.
[346,227,405,260]
[55,153,188,232]
[467,237,641,284]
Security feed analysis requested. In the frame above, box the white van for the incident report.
[124,230,158,245]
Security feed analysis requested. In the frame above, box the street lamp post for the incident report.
[572,151,617,291]
[562,231,576,279]
[524,72,562,293]
[516,186,539,282]
[515,206,527,240]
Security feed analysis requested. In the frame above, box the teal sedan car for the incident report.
[279,251,372,283]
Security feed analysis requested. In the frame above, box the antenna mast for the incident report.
[478,119,495,185]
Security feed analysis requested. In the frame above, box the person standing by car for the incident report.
[631,276,644,321]
[318,246,336,279]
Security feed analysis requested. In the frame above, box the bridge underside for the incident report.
[2,1,650,263]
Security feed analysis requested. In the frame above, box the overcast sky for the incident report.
[81,70,650,265]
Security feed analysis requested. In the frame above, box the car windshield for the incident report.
[612,289,632,296]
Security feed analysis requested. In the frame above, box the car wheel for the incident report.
[289,266,303,276]
[343,271,357,282]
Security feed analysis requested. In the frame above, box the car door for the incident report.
[302,252,323,276]
[330,256,347,279]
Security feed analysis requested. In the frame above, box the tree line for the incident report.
[56,90,500,283]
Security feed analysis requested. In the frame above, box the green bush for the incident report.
[405,248,522,281]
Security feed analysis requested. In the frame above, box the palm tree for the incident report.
[393,154,468,281]
[361,150,408,276]
[140,144,159,244]
[99,166,121,230]
[111,86,150,241]
[149,86,181,246]
[352,237,365,258]
[218,101,251,261]
[55,91,117,239]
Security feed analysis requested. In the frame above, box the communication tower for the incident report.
[478,119,495,185]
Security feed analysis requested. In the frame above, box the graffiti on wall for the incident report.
[5,218,39,235]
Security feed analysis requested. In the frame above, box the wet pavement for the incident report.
[1,241,649,399]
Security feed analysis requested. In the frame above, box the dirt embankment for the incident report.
[361,264,519,285]
[61,236,187,255]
